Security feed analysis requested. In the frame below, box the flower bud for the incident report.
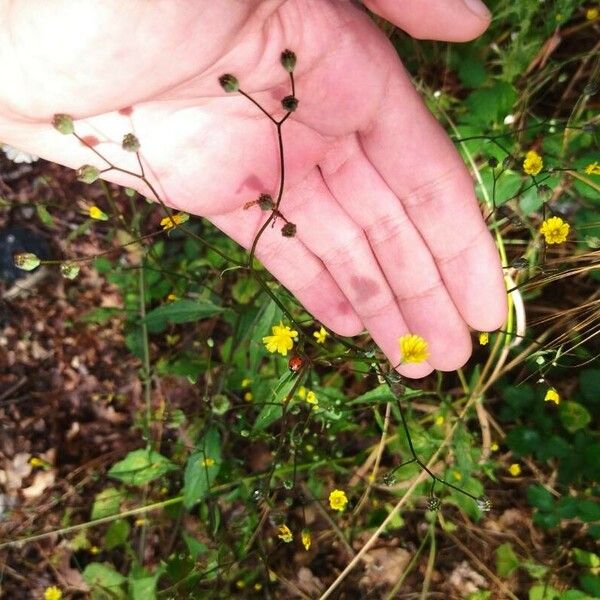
[280,49,297,73]
[60,261,80,280]
[281,222,296,237]
[281,95,298,112]
[122,133,140,152]
[487,157,499,168]
[426,496,441,512]
[76,165,101,184]
[219,74,239,93]
[52,113,74,135]
[476,495,492,512]
[258,193,274,211]
[14,252,41,271]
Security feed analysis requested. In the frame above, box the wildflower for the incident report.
[160,212,188,230]
[491,442,499,452]
[540,216,570,245]
[586,7,599,20]
[241,378,252,388]
[262,322,298,356]
[244,391,253,402]
[479,332,489,346]
[508,463,521,477]
[328,489,348,512]
[134,518,146,526]
[166,293,177,302]
[584,161,600,175]
[29,457,46,468]
[544,388,560,405]
[201,457,215,467]
[306,391,318,405]
[277,524,293,543]
[313,326,328,344]
[398,334,429,364]
[44,586,62,600]
[434,415,444,426]
[90,546,100,555]
[254,583,263,591]
[301,530,312,551]
[236,580,246,589]
[297,386,307,399]
[89,206,108,221]
[523,150,543,175]
[452,470,462,481]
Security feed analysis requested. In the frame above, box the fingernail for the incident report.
[462,0,491,19]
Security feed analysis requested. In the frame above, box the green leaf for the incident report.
[82,563,126,599]
[104,519,130,550]
[522,561,548,580]
[573,548,600,568]
[183,427,221,508]
[144,299,224,333]
[128,566,163,600]
[478,170,522,206]
[580,574,600,598]
[579,370,600,406]
[496,543,520,577]
[559,401,591,433]
[231,276,260,304]
[182,533,208,559]
[36,204,56,228]
[108,449,176,486]
[252,371,296,432]
[527,485,555,512]
[576,500,600,523]
[80,307,123,324]
[91,487,123,520]
[464,82,517,126]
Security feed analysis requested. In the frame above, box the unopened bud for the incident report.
[281,95,298,112]
[76,165,101,184]
[280,49,297,73]
[537,184,552,199]
[502,155,518,170]
[476,495,492,512]
[14,252,41,271]
[60,262,80,280]
[122,133,140,152]
[258,193,274,210]
[426,496,441,512]
[281,222,296,237]
[219,74,239,93]
[52,113,74,135]
[487,157,499,169]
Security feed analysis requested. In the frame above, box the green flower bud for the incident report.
[280,49,297,73]
[52,113,74,135]
[258,193,274,211]
[76,165,101,184]
[487,157,499,169]
[281,95,298,112]
[60,261,80,280]
[122,133,140,152]
[281,222,296,237]
[14,252,41,271]
[211,394,231,416]
[219,74,239,93]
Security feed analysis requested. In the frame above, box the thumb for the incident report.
[362,0,491,42]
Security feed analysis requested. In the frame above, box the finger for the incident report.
[319,136,472,371]
[209,211,364,338]
[360,71,507,332]
[280,170,435,378]
[362,0,491,42]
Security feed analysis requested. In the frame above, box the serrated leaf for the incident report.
[144,299,224,333]
[83,563,126,599]
[105,519,130,550]
[108,449,176,486]
[526,484,555,512]
[183,427,221,508]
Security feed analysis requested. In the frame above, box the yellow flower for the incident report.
[540,216,570,245]
[241,378,252,388]
[90,546,100,555]
[29,457,46,468]
[254,583,263,591]
[201,457,215,467]
[88,205,108,221]
[244,391,253,402]
[586,7,599,20]
[277,524,293,543]
[508,463,522,477]
[313,326,328,344]
[523,150,543,176]
[491,442,499,452]
[160,212,189,230]
[329,489,348,512]
[479,332,489,346]
[262,322,298,356]
[399,334,429,364]
[544,388,560,405]
[584,161,600,175]
[306,391,318,405]
[134,518,146,526]
[236,580,246,589]
[301,530,312,551]
[44,586,62,600]
[167,293,177,302]
[297,386,307,399]
[435,415,444,426]
[452,470,462,481]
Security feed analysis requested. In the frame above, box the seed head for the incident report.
[219,74,239,93]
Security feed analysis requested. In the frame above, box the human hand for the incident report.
[0,0,507,377]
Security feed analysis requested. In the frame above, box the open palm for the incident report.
[0,0,506,377]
